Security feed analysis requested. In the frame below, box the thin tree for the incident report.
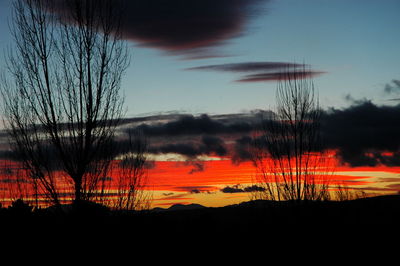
[1,0,130,206]
[114,130,152,211]
[251,65,333,202]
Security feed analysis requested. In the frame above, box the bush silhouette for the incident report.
[7,199,33,215]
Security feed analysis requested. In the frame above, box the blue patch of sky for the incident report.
[1,0,399,116]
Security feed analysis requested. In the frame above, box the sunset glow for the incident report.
[2,153,399,209]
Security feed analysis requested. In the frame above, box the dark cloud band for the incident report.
[2,102,400,167]
[236,70,325,82]
[186,62,303,72]
[186,61,326,82]
[48,0,268,58]
[132,114,255,136]
[119,102,400,167]
[321,101,400,166]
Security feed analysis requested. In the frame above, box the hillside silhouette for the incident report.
[1,195,399,241]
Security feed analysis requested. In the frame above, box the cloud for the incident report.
[117,112,268,162]
[227,101,400,167]
[49,0,269,58]
[187,161,205,174]
[172,186,217,193]
[133,114,255,136]
[0,150,17,161]
[383,79,400,101]
[384,80,400,95]
[147,135,227,160]
[344,94,370,105]
[149,143,200,158]
[201,136,227,157]
[244,185,266,193]
[221,185,245,193]
[186,62,326,82]
[186,62,302,72]
[231,136,254,165]
[220,184,266,193]
[3,102,400,168]
[236,70,325,82]
[321,100,400,166]
[0,112,262,164]
[156,192,194,202]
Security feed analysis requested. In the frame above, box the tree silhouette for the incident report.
[1,0,130,206]
[114,130,151,211]
[251,64,333,202]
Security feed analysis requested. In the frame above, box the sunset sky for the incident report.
[0,0,400,208]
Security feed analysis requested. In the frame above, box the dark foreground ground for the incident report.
[2,197,397,259]
[0,196,399,258]
[1,195,399,239]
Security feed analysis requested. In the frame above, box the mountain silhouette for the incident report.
[152,203,206,212]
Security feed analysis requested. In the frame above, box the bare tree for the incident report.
[1,0,129,206]
[113,130,152,211]
[251,65,333,202]
[334,182,366,201]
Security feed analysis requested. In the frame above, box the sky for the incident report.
[1,0,400,116]
[0,0,400,208]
